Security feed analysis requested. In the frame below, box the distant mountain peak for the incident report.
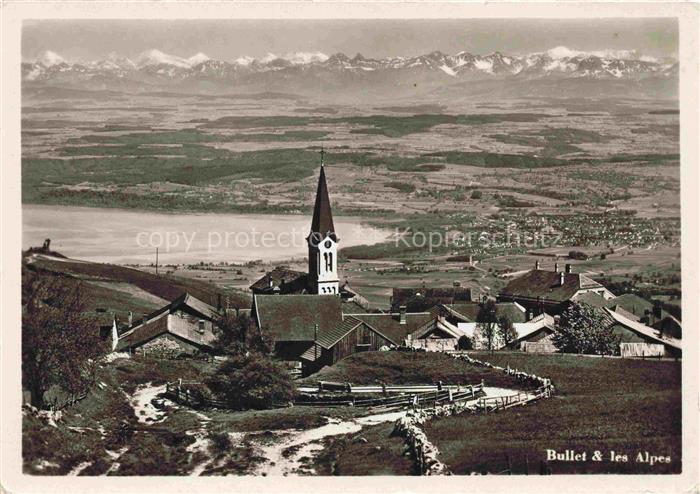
[38,50,65,67]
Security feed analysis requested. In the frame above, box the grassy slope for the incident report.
[298,351,536,389]
[23,356,369,476]
[26,256,251,315]
[424,352,681,474]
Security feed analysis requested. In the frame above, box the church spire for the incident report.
[310,151,336,241]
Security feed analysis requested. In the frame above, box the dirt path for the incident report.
[252,410,408,476]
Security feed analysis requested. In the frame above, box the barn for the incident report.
[299,317,396,374]
[114,293,219,357]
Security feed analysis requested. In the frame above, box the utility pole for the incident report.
[314,323,319,361]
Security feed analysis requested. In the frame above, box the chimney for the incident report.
[535,261,540,270]
[399,305,407,325]
[554,262,559,272]
[559,272,565,286]
[565,264,572,274]
[128,311,133,326]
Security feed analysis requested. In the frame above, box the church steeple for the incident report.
[310,151,337,241]
[308,149,340,295]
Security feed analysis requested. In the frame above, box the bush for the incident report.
[569,250,589,260]
[207,353,297,410]
[457,335,473,350]
[470,190,483,200]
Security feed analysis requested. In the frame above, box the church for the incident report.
[250,158,342,297]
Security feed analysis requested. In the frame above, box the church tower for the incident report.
[307,152,339,295]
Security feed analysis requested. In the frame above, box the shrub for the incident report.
[470,190,483,200]
[207,353,297,410]
[569,250,589,260]
[457,335,473,350]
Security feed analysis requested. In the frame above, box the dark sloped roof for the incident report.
[499,269,602,303]
[606,308,681,350]
[440,303,480,322]
[310,165,337,241]
[316,317,363,349]
[249,267,309,294]
[115,312,169,351]
[124,292,218,332]
[495,302,527,323]
[574,291,610,308]
[299,343,323,362]
[254,294,343,342]
[439,302,526,323]
[349,312,434,345]
[392,286,472,309]
[607,293,652,318]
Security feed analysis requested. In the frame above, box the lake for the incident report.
[22,205,390,264]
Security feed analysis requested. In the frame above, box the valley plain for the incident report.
[22,90,681,310]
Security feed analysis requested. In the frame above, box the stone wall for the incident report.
[393,352,556,475]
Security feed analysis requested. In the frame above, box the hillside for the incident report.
[23,251,251,319]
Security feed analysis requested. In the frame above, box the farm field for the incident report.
[22,91,681,310]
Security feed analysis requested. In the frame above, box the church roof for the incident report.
[310,165,337,241]
[253,294,343,342]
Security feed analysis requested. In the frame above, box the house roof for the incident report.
[605,308,681,350]
[348,312,434,345]
[316,316,364,349]
[299,342,323,362]
[391,286,472,308]
[254,294,343,342]
[115,293,219,351]
[249,267,309,294]
[115,311,169,351]
[310,165,337,241]
[439,302,527,323]
[499,269,604,303]
[512,313,557,342]
[123,293,218,333]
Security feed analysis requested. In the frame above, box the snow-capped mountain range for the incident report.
[22,46,678,99]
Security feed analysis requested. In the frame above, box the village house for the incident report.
[114,293,220,357]
[605,308,682,358]
[498,261,615,314]
[390,282,472,312]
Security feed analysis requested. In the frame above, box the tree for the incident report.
[475,300,498,352]
[497,315,518,348]
[207,311,294,410]
[213,311,271,356]
[552,302,620,355]
[470,190,483,200]
[22,275,106,408]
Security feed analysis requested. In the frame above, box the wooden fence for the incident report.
[48,391,88,412]
[296,383,484,409]
[619,342,665,358]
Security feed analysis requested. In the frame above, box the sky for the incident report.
[22,18,678,62]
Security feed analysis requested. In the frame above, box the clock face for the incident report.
[324,240,332,249]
